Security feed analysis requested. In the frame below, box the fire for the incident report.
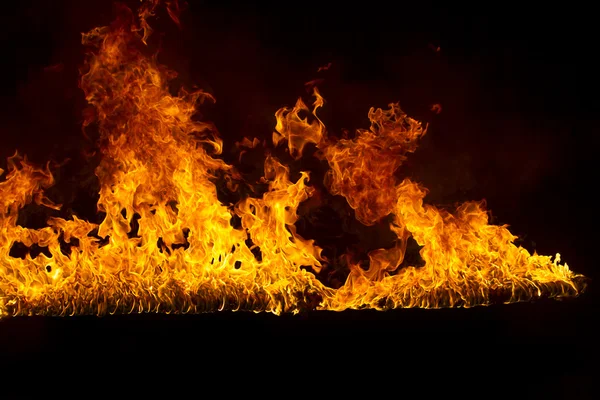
[0,1,586,317]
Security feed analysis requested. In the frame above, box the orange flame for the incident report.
[0,2,585,317]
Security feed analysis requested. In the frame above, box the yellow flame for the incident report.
[0,1,585,318]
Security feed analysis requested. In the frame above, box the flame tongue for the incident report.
[0,2,585,318]
[322,102,426,226]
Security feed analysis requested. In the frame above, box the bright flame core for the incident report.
[0,2,585,317]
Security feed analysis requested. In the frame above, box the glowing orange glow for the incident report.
[0,1,585,317]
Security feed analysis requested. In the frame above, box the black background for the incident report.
[0,0,597,394]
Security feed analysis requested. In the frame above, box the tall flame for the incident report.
[0,2,585,317]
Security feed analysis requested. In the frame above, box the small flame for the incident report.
[0,1,585,317]
[317,62,332,72]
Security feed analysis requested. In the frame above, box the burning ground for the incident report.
[0,1,586,317]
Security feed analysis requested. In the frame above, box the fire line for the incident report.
[0,1,586,317]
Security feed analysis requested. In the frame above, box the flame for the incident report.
[0,2,585,317]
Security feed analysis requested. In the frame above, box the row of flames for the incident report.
[0,1,585,317]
